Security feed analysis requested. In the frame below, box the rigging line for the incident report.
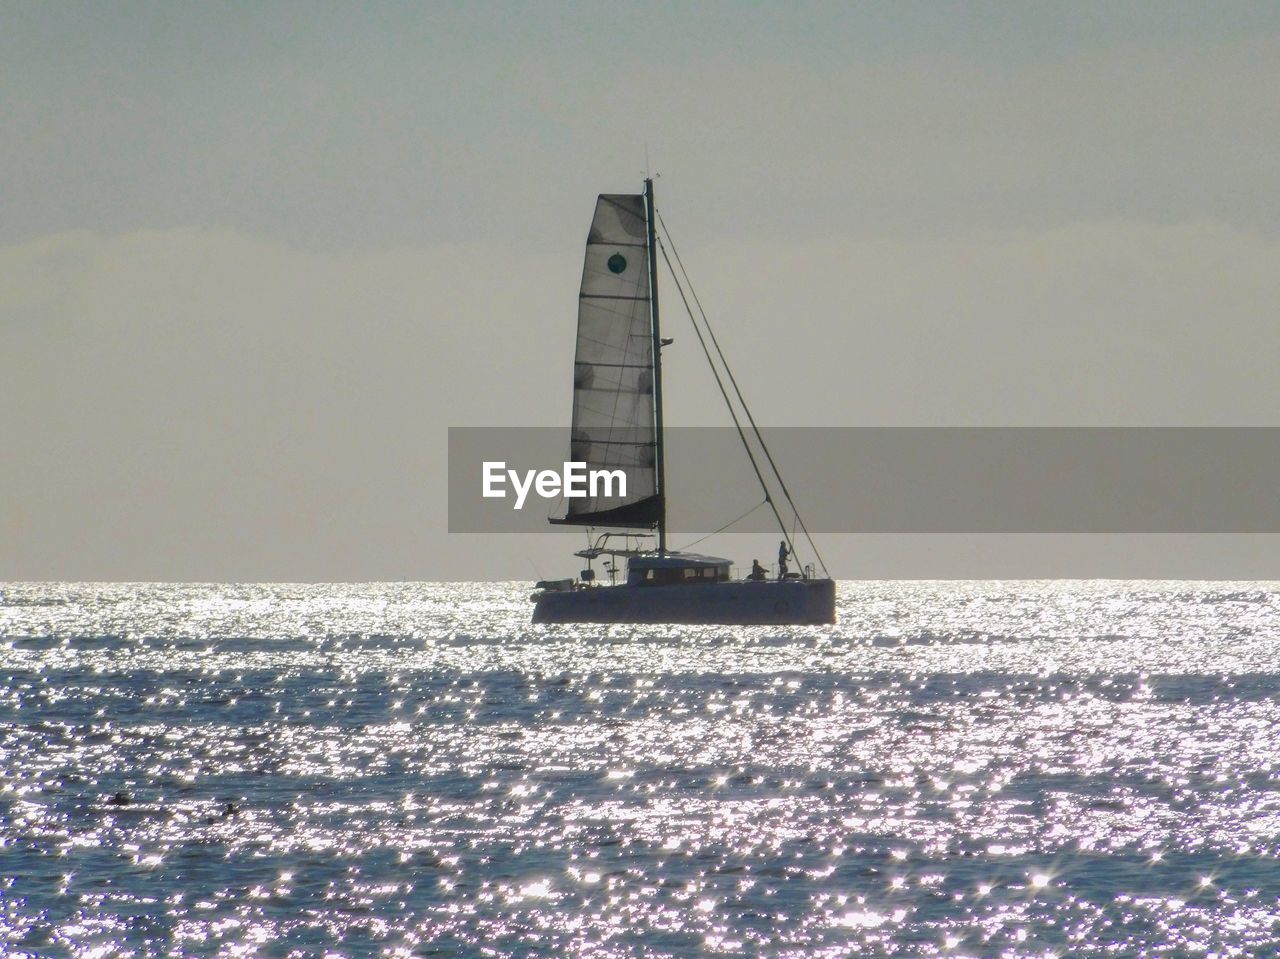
[655,235,796,562]
[657,212,830,579]
[674,499,767,553]
[658,210,826,577]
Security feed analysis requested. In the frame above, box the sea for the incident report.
[2,580,1279,958]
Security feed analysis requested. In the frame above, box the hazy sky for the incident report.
[4,3,1280,580]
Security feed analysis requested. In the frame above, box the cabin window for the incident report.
[634,565,729,585]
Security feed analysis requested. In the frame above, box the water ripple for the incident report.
[2,580,1279,956]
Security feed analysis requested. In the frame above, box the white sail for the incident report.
[554,193,661,528]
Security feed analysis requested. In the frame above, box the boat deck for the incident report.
[531,577,835,625]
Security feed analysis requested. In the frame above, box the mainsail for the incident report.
[551,192,662,529]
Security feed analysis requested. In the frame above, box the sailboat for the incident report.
[531,179,836,625]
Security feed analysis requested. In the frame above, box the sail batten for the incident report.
[557,192,660,528]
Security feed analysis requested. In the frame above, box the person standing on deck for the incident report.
[777,541,790,580]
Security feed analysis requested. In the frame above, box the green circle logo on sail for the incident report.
[607,253,627,274]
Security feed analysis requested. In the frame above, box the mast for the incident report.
[644,177,666,553]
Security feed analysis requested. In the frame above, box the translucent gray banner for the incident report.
[449,427,1280,533]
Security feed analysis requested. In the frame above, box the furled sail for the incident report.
[551,193,661,528]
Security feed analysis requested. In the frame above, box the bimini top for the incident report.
[628,551,732,570]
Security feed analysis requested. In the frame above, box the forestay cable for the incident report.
[654,236,797,564]
[657,212,830,578]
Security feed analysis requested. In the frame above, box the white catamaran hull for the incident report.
[532,578,836,625]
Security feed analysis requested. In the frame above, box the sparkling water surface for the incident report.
[2,580,1280,957]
